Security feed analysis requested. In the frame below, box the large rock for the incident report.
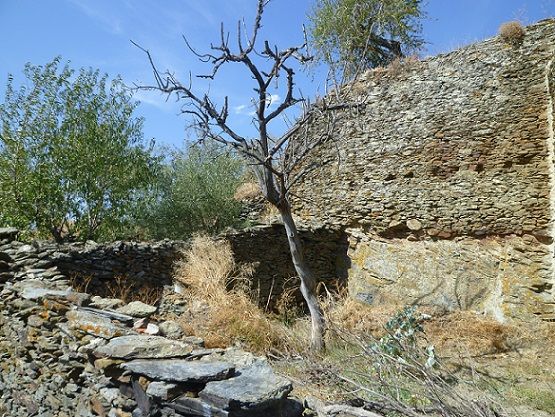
[12,279,73,301]
[93,335,194,359]
[121,359,234,383]
[66,309,134,339]
[199,361,293,413]
[116,301,157,318]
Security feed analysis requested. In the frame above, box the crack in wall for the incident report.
[545,53,555,307]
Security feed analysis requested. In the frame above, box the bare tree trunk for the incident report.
[279,201,325,351]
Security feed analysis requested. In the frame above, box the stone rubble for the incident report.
[0,230,304,417]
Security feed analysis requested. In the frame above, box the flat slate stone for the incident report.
[171,396,229,417]
[66,309,133,339]
[199,361,292,412]
[77,306,134,325]
[145,381,180,400]
[172,396,302,417]
[93,335,194,359]
[121,359,234,383]
[116,301,157,317]
[13,279,73,301]
[90,296,124,310]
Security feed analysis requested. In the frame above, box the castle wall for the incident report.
[289,19,555,320]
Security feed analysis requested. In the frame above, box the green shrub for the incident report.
[139,143,244,239]
[0,57,160,242]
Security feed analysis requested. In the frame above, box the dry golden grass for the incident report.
[325,298,517,358]
[174,235,305,353]
[424,310,511,357]
[324,296,399,336]
[70,273,163,305]
[233,182,261,201]
[499,21,526,45]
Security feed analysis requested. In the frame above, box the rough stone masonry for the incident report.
[288,19,555,321]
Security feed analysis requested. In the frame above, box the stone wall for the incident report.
[225,224,350,307]
[0,226,347,308]
[0,228,187,296]
[288,19,555,320]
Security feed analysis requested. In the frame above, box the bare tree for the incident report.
[134,0,328,350]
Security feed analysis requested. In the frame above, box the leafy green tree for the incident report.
[0,57,160,241]
[140,143,244,240]
[308,0,425,80]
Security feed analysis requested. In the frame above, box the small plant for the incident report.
[320,306,504,417]
[499,21,525,46]
[69,273,163,305]
[371,306,435,367]
[69,274,94,294]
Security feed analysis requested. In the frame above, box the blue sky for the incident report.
[1,0,554,149]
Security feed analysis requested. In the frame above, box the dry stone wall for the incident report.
[0,228,186,296]
[0,225,347,311]
[288,19,555,320]
[225,224,350,307]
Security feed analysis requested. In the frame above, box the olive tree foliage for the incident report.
[308,0,425,81]
[135,0,330,350]
[139,143,244,240]
[0,57,160,242]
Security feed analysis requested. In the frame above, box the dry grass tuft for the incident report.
[174,235,304,353]
[424,311,511,357]
[233,182,262,201]
[499,21,526,46]
[324,295,400,336]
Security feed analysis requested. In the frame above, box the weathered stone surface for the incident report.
[66,309,133,339]
[171,396,303,417]
[12,279,73,301]
[93,335,194,359]
[145,381,180,400]
[77,307,134,325]
[406,219,422,231]
[158,320,184,339]
[90,296,124,310]
[199,361,292,412]
[116,301,157,318]
[171,397,229,417]
[122,360,234,383]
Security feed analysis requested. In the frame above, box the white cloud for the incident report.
[233,93,281,116]
[268,93,280,106]
[66,0,123,34]
[133,90,174,112]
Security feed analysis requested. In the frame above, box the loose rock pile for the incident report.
[0,228,302,417]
